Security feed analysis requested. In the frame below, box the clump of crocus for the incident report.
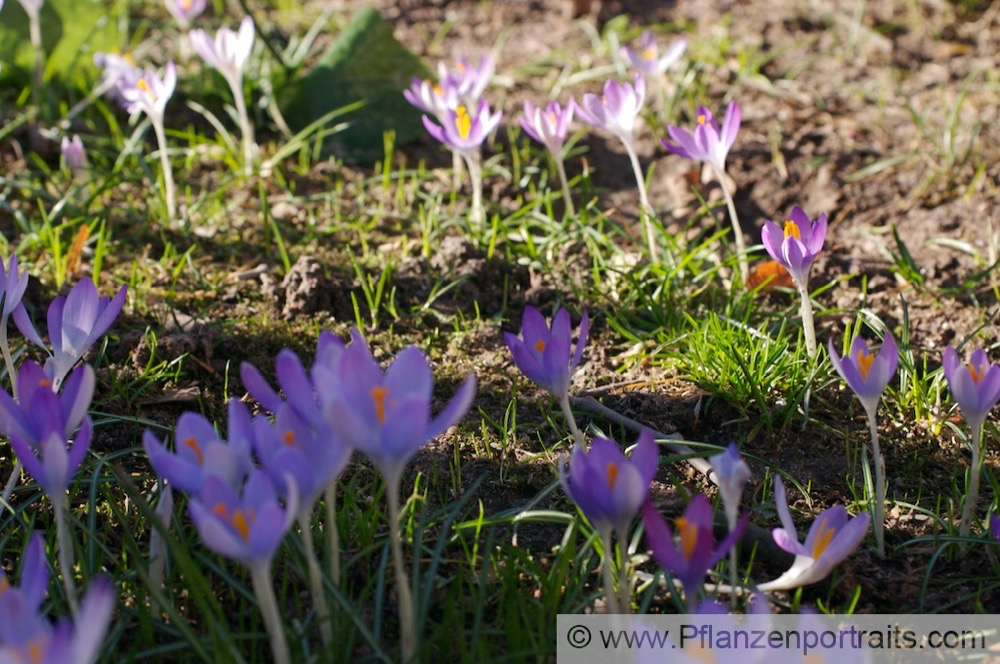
[0,362,96,613]
[828,329,898,557]
[708,444,751,605]
[118,61,179,224]
[574,78,659,260]
[504,306,589,450]
[663,102,746,283]
[942,346,1000,540]
[189,17,257,174]
[15,278,127,392]
[560,430,658,613]
[521,99,576,217]
[0,534,115,663]
[642,494,748,611]
[759,476,870,591]
[60,135,87,178]
[165,0,206,30]
[760,206,828,356]
[421,99,502,228]
[189,470,297,664]
[319,330,476,662]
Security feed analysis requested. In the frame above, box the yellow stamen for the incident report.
[606,463,619,489]
[968,363,986,384]
[856,349,875,381]
[182,436,204,465]
[548,111,558,127]
[696,114,706,124]
[283,431,296,447]
[811,517,835,559]
[231,509,250,540]
[433,83,443,96]
[372,385,389,424]
[38,379,51,389]
[534,339,546,353]
[783,220,801,241]
[137,79,148,90]
[181,0,192,8]
[642,46,657,61]
[674,517,698,559]
[454,105,472,140]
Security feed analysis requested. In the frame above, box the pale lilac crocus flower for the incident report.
[438,55,494,107]
[758,476,870,591]
[943,346,1000,539]
[421,99,502,227]
[622,31,686,77]
[60,135,87,177]
[760,206,828,355]
[663,102,747,282]
[709,443,751,603]
[504,306,589,449]
[118,62,179,224]
[403,76,459,123]
[189,16,257,172]
[829,330,898,557]
[165,0,206,30]
[574,77,660,260]
[93,52,142,103]
[521,99,576,217]
[560,430,658,612]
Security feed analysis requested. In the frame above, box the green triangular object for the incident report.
[281,8,431,162]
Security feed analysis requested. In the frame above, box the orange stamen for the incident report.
[783,220,801,241]
[811,517,835,559]
[696,114,706,124]
[283,431,296,447]
[372,386,389,424]
[968,363,986,384]
[856,349,875,381]
[0,576,8,596]
[182,436,204,465]
[38,379,51,389]
[231,509,250,540]
[454,106,472,140]
[534,339,546,353]
[213,503,228,517]
[606,463,619,489]
[674,517,698,559]
[643,46,657,61]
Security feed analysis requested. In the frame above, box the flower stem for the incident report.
[325,482,340,587]
[250,564,291,664]
[623,141,659,262]
[796,281,818,357]
[615,527,630,614]
[387,478,416,663]
[463,151,484,229]
[298,515,333,647]
[866,407,886,558]
[55,496,80,615]
[28,12,43,110]
[600,529,620,614]
[451,149,464,192]
[559,393,586,452]
[553,152,576,219]
[959,419,983,541]
[151,118,177,226]
[229,75,256,176]
[710,165,749,286]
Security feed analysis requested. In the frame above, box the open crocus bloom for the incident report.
[520,100,574,156]
[118,61,177,123]
[828,333,898,416]
[403,76,459,122]
[165,0,206,28]
[189,16,255,89]
[622,31,686,76]
[421,99,503,155]
[438,55,494,106]
[708,443,751,528]
[758,476,870,591]
[760,206,828,287]
[662,102,740,175]
[942,346,1000,432]
[574,77,646,148]
[504,306,589,402]
[559,430,658,535]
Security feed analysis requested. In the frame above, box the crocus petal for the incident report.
[760,220,784,264]
[424,373,477,442]
[240,362,284,413]
[571,310,590,372]
[385,346,433,403]
[12,304,44,349]
[71,575,115,664]
[630,429,659,487]
[720,101,741,153]
[20,532,48,611]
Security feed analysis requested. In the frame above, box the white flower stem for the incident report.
[600,528,620,614]
[325,482,340,586]
[229,75,256,176]
[451,149,464,191]
[55,496,80,615]
[387,477,416,663]
[28,12,43,109]
[553,152,576,219]
[866,407,886,558]
[250,564,291,664]
[462,151,484,229]
[959,419,983,541]
[710,165,749,286]
[1,462,22,508]
[623,141,659,262]
[151,117,177,226]
[298,515,333,647]
[615,527,631,614]
[796,281,818,357]
[559,393,586,452]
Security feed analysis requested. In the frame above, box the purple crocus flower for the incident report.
[188,470,297,570]
[991,514,1000,542]
[758,476,870,591]
[559,430,658,535]
[642,494,748,603]
[827,332,898,416]
[708,443,751,530]
[520,100,574,157]
[92,52,142,103]
[144,400,253,496]
[15,279,127,392]
[421,99,503,156]
[504,306,589,402]
[118,62,177,123]
[438,56,494,107]
[0,533,48,614]
[622,31,686,77]
[165,0,206,29]
[320,330,476,487]
[662,102,741,175]
[942,346,1000,432]
[573,77,646,149]
[403,77,459,122]
[760,206,828,288]
[60,135,87,174]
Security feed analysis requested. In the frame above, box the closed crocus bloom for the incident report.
[165,0,206,28]
[15,279,127,392]
[504,306,589,402]
[421,99,503,156]
[942,346,1000,431]
[760,207,827,288]
[758,476,869,591]
[438,55,494,106]
[828,333,898,416]
[662,102,741,175]
[15,0,42,20]
[708,443,751,530]
[560,430,658,535]
[643,495,748,605]
[520,99,573,156]
[622,31,686,76]
[60,135,87,174]
[189,16,255,89]
[144,401,253,496]
[0,254,30,325]
[0,533,48,614]
[403,76,459,122]
[574,77,646,148]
